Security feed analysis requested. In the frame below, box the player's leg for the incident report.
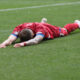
[74,20,80,28]
[64,21,80,34]
[41,18,47,23]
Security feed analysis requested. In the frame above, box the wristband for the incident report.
[23,42,27,46]
[20,42,27,46]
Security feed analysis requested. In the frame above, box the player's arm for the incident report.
[0,34,17,48]
[14,34,44,48]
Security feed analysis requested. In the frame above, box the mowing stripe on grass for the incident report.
[0,30,12,32]
[0,1,80,33]
[0,1,80,12]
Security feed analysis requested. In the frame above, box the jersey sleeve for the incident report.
[36,24,46,37]
[11,24,22,38]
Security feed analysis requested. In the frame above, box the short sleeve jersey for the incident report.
[12,22,60,39]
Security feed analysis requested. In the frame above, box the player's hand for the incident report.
[0,44,6,48]
[14,43,24,48]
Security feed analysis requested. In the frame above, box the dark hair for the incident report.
[19,29,32,42]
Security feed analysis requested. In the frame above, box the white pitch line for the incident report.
[0,1,80,12]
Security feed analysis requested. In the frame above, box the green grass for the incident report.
[0,0,80,80]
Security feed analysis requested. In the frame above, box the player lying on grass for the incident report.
[0,18,80,48]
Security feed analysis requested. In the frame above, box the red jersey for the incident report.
[12,22,61,39]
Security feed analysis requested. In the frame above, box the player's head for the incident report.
[19,29,34,42]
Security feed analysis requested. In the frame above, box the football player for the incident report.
[0,18,80,48]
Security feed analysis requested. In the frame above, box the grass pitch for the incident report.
[0,0,80,80]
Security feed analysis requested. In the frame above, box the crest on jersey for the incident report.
[26,23,32,26]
